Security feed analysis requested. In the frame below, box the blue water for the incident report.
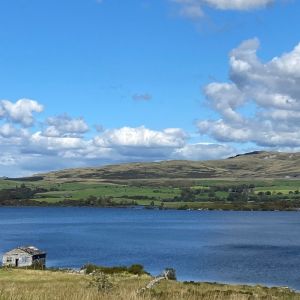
[1,207,300,290]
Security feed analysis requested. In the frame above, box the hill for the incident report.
[38,151,300,182]
[1,151,300,210]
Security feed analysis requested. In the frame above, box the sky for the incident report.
[0,0,300,176]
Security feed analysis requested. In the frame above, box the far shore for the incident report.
[1,203,300,212]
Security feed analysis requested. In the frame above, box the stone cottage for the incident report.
[2,246,46,269]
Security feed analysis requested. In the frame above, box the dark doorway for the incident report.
[15,259,19,267]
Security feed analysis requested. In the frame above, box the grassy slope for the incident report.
[1,178,299,208]
[38,151,300,181]
[0,269,299,300]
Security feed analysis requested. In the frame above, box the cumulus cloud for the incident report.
[0,124,19,138]
[171,0,274,19]
[90,127,235,161]
[94,126,188,148]
[0,99,236,176]
[90,126,188,160]
[205,82,245,122]
[30,132,86,151]
[0,99,43,126]
[43,114,89,137]
[198,38,300,148]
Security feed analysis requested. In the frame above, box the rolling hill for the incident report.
[37,151,300,182]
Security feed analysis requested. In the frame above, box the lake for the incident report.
[0,207,300,290]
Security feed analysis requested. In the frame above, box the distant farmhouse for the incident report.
[2,246,46,269]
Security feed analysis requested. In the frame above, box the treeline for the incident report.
[166,185,300,203]
[0,185,137,207]
[56,195,137,207]
[0,184,47,202]
[176,200,300,211]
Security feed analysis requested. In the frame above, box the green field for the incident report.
[1,177,299,210]
[33,183,180,202]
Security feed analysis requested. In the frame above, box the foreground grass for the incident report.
[0,269,299,300]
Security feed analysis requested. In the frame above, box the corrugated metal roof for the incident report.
[17,246,46,256]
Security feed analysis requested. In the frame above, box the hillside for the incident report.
[38,151,300,182]
[1,151,300,210]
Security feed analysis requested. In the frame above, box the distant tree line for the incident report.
[57,195,137,207]
[163,185,300,203]
[0,185,137,207]
[0,184,47,203]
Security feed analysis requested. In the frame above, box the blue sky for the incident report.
[0,0,300,176]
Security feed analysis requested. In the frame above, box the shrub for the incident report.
[127,264,145,275]
[88,271,113,293]
[82,263,147,276]
[82,264,98,274]
[98,266,128,274]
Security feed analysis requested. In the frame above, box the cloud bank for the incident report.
[0,99,234,176]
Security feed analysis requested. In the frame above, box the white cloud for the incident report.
[30,132,86,151]
[205,82,245,122]
[43,114,89,137]
[0,110,238,176]
[173,143,235,160]
[198,38,300,148]
[91,126,188,160]
[0,124,19,138]
[270,43,300,77]
[94,126,188,148]
[0,99,43,126]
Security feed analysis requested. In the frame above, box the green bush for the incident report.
[127,264,145,275]
[82,264,98,274]
[82,263,147,276]
[88,271,114,293]
[98,266,128,274]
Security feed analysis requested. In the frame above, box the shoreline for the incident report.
[1,204,300,212]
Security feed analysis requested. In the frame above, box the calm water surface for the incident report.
[1,207,300,289]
